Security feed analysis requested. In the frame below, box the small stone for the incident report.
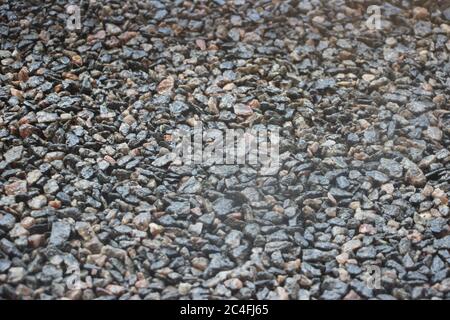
[49,200,61,209]
[178,176,202,194]
[43,179,59,194]
[157,76,175,94]
[123,115,136,125]
[315,78,336,90]
[424,127,442,141]
[149,223,164,237]
[10,88,23,100]
[9,224,28,238]
[36,111,59,123]
[224,278,243,290]
[20,217,35,229]
[44,151,65,162]
[267,287,289,300]
[8,267,25,284]
[188,222,203,235]
[135,279,149,289]
[405,168,426,187]
[75,222,93,240]
[71,55,83,66]
[0,259,11,273]
[196,39,206,50]
[342,239,362,253]
[356,246,377,260]
[178,283,192,295]
[434,235,450,249]
[101,245,127,260]
[152,152,176,167]
[225,230,242,248]
[362,74,375,82]
[303,249,335,262]
[166,201,190,215]
[207,97,219,114]
[49,221,71,247]
[321,278,349,299]
[27,170,42,185]
[432,188,448,204]
[407,100,434,114]
[170,101,189,115]
[336,252,349,264]
[298,289,310,300]
[212,197,235,216]
[359,224,376,235]
[106,284,126,296]
[366,171,390,184]
[413,7,429,20]
[28,234,45,248]
[192,257,208,271]
[19,124,35,138]
[378,158,403,178]
[329,188,353,199]
[0,213,15,230]
[4,180,27,195]
[3,146,23,164]
[105,23,122,35]
[233,103,253,116]
[18,67,29,82]
[381,183,394,194]
[133,212,151,231]
[344,290,362,300]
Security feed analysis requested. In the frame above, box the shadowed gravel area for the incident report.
[0,0,449,300]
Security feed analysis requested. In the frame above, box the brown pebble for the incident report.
[71,55,83,66]
[18,67,29,82]
[413,7,429,20]
[28,234,45,248]
[156,76,175,94]
[196,39,206,50]
[5,180,27,195]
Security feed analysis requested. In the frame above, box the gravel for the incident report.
[0,0,449,301]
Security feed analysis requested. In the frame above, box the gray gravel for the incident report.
[0,0,449,300]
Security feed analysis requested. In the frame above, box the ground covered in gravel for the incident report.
[0,0,449,300]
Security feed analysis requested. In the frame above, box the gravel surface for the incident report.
[0,0,449,300]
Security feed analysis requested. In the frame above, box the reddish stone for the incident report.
[19,124,34,138]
